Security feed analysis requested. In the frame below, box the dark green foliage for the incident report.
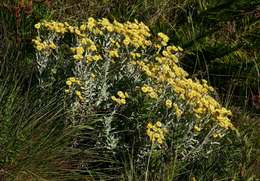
[185,111,260,180]
[0,0,50,77]
[170,0,260,109]
[0,75,79,180]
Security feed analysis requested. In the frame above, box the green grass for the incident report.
[0,74,120,180]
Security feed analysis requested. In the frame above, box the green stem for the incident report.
[145,143,154,181]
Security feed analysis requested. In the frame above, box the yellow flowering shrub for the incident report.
[33,18,235,163]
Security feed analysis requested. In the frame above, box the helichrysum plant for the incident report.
[33,17,235,175]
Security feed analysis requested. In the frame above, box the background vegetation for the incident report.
[0,0,259,180]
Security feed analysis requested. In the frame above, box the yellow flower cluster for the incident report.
[111,91,129,105]
[86,17,97,33]
[165,99,183,118]
[108,50,119,58]
[158,32,169,46]
[33,18,153,62]
[33,18,234,131]
[71,46,84,61]
[65,77,83,101]
[136,44,234,130]
[36,20,83,35]
[141,84,158,99]
[108,19,152,48]
[130,52,141,59]
[32,37,56,51]
[65,77,80,87]
[165,99,172,108]
[146,121,167,144]
[71,37,101,62]
[212,132,224,139]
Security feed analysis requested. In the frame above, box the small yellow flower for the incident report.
[213,133,219,138]
[106,25,114,32]
[65,89,70,93]
[194,125,201,132]
[88,45,97,52]
[120,99,126,105]
[76,47,84,55]
[93,55,102,61]
[157,138,163,144]
[111,96,117,101]
[68,26,74,33]
[87,17,96,30]
[78,95,84,100]
[155,44,162,49]
[117,91,126,99]
[75,80,81,85]
[124,92,129,98]
[36,45,43,51]
[66,80,72,86]
[165,99,172,109]
[208,86,214,92]
[123,37,130,46]
[146,129,152,137]
[153,133,160,139]
[73,54,83,61]
[146,86,153,92]
[80,24,87,31]
[34,23,41,29]
[91,73,96,79]
[191,176,197,181]
[130,52,141,59]
[177,46,183,51]
[74,29,81,36]
[147,122,153,129]
[158,32,169,46]
[155,121,162,128]
[49,42,56,49]
[176,109,183,119]
[195,114,201,119]
[149,92,158,99]
[152,126,158,132]
[75,90,81,97]
[108,50,119,58]
[86,56,93,62]
[141,86,148,93]
[68,77,76,82]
